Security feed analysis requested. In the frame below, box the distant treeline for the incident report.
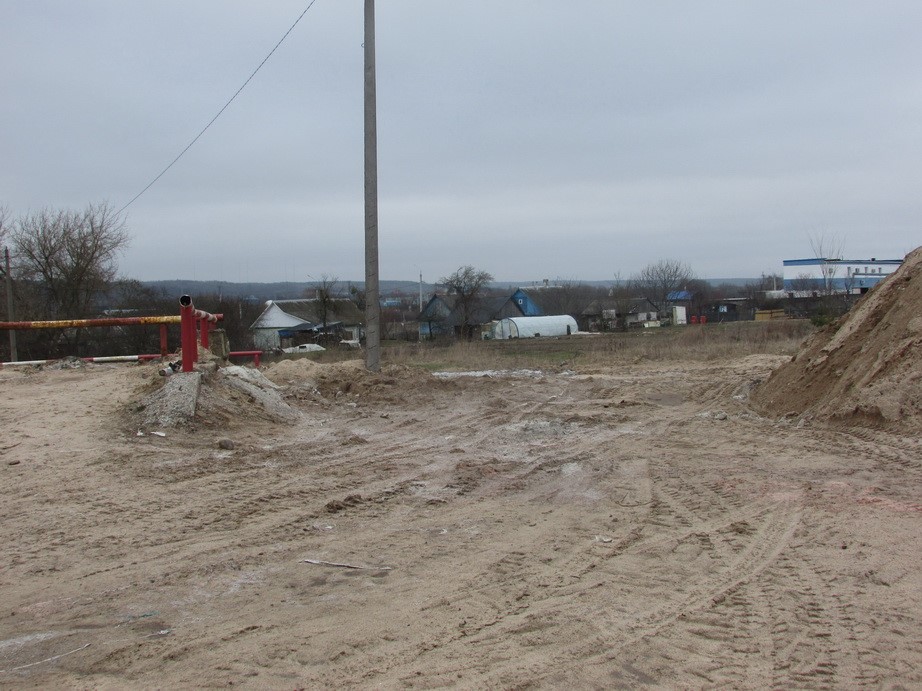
[142,279,430,302]
[143,277,757,302]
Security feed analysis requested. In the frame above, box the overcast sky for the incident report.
[3,2,920,284]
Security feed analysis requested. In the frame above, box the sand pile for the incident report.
[263,358,450,405]
[132,357,452,429]
[751,247,922,431]
[133,365,299,429]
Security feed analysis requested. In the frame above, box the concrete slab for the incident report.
[137,371,202,428]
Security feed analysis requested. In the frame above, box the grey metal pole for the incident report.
[364,0,381,372]
[4,247,16,361]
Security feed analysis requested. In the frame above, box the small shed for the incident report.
[490,315,578,340]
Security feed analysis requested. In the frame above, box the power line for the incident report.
[117,0,320,215]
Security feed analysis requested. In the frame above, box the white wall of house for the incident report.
[253,328,283,351]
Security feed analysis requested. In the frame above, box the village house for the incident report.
[580,298,660,331]
[418,288,543,339]
[249,298,364,350]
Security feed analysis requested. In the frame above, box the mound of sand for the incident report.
[263,357,364,388]
[263,358,447,404]
[134,365,299,429]
[132,357,454,430]
[751,247,922,431]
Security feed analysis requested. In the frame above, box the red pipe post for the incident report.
[228,351,262,367]
[199,318,210,349]
[179,296,223,371]
[179,295,197,372]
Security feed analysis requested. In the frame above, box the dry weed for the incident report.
[380,320,814,372]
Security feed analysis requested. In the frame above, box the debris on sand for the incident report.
[217,366,300,422]
[263,359,449,405]
[132,365,299,428]
[135,371,202,428]
[301,558,392,571]
[751,246,922,431]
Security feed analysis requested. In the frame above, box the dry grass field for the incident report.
[2,318,921,689]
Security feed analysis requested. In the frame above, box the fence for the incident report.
[1,296,223,371]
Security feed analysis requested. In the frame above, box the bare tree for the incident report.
[743,273,783,309]
[532,279,605,318]
[0,206,11,282]
[602,273,639,330]
[11,203,129,320]
[684,278,713,317]
[307,274,340,330]
[439,265,494,339]
[632,259,693,313]
[348,282,366,311]
[808,231,845,295]
[1,205,10,289]
[0,206,9,249]
[790,273,822,295]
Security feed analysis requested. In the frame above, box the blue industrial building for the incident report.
[782,258,902,295]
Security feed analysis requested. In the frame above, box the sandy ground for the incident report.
[1,356,921,689]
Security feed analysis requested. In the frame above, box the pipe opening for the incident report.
[179,295,192,307]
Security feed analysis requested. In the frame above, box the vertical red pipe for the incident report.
[200,318,210,349]
[180,295,196,372]
[159,324,169,356]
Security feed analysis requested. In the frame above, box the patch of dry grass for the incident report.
[380,320,814,372]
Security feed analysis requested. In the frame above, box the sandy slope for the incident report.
[752,246,922,432]
[1,357,921,688]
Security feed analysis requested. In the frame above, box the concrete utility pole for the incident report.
[4,247,16,361]
[364,0,381,372]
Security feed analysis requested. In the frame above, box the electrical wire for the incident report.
[117,0,321,215]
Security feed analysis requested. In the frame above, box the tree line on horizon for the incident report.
[1,203,785,359]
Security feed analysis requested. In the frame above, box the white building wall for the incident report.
[782,258,901,294]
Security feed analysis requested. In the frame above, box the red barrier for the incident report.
[1,354,163,368]
[1,296,222,367]
[0,316,179,356]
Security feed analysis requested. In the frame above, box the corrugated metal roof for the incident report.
[273,299,365,325]
[250,303,313,330]
[250,298,365,331]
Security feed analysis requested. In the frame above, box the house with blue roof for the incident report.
[417,288,544,339]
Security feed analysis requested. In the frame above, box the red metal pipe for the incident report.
[83,354,163,363]
[228,350,263,368]
[199,318,211,349]
[2,354,164,367]
[179,296,197,372]
[179,296,224,371]
[192,308,219,322]
[0,316,181,330]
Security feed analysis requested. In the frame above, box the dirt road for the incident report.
[1,356,920,688]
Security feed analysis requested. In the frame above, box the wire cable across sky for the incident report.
[117,0,320,215]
